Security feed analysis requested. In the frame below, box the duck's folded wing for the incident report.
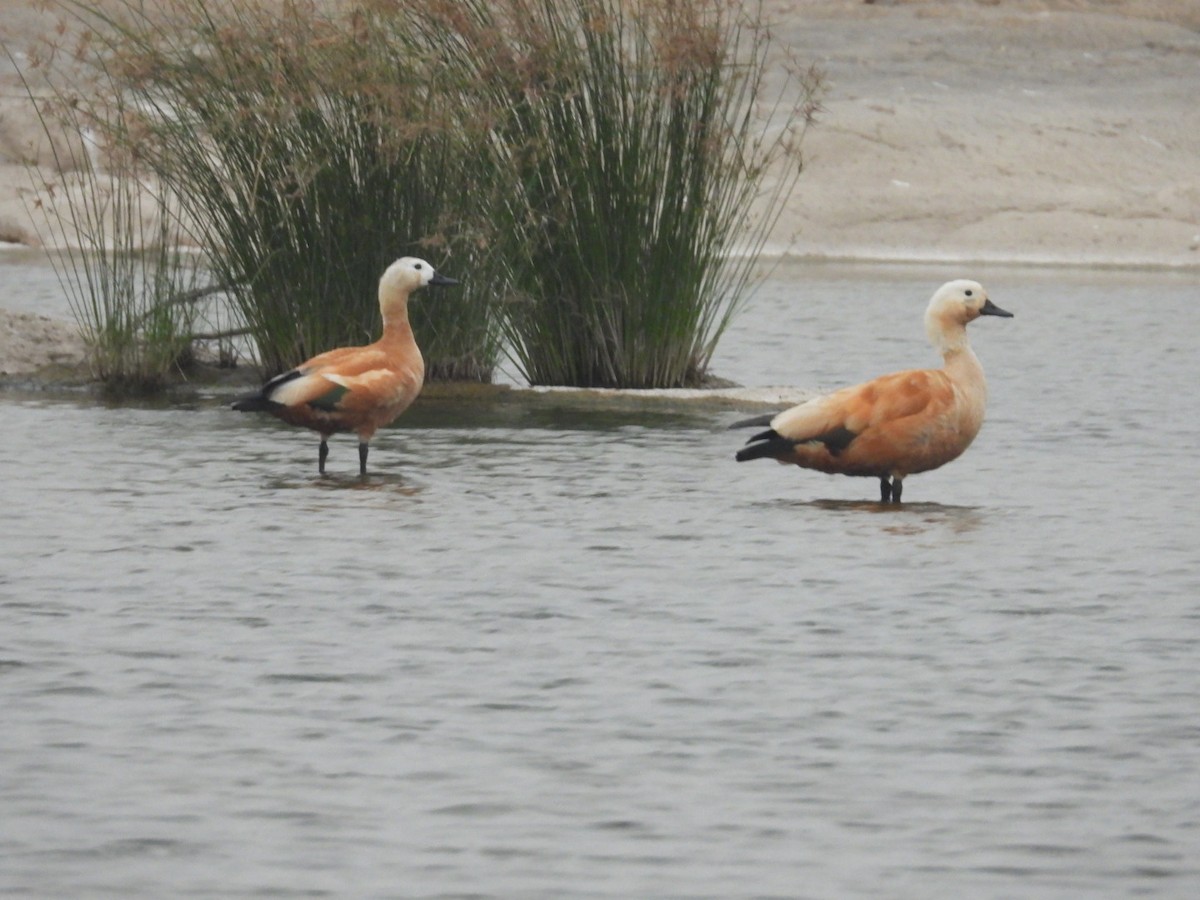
[735,393,857,462]
[771,369,948,445]
[264,348,402,409]
[855,369,953,431]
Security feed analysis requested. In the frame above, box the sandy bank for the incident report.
[0,305,85,376]
[760,1,1200,268]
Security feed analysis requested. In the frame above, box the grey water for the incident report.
[2,257,1199,898]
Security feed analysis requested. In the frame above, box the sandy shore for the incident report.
[1,0,1198,375]
[762,0,1200,266]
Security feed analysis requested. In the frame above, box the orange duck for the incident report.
[233,257,457,475]
[733,279,1012,502]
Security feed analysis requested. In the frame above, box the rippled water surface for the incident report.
[3,259,1199,898]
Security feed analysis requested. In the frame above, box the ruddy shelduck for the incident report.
[233,256,458,475]
[733,279,1012,502]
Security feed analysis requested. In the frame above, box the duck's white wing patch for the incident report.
[267,372,340,407]
[771,394,841,441]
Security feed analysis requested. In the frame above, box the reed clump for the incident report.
[13,43,200,392]
[70,0,506,381]
[461,0,820,388]
[24,0,818,389]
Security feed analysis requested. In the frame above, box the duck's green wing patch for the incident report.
[306,382,351,412]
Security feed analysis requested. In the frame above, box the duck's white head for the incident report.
[925,279,1012,353]
[379,256,458,299]
[377,257,458,324]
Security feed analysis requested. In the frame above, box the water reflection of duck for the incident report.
[232,257,458,476]
[732,279,1012,503]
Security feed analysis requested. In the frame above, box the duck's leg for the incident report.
[318,438,329,474]
[358,441,369,476]
[880,477,893,503]
[891,478,903,503]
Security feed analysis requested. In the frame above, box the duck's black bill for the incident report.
[980,299,1013,317]
[430,273,459,287]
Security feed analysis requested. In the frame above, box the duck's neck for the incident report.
[928,314,981,372]
[381,312,414,342]
[377,301,424,381]
[943,341,983,378]
[939,340,987,411]
[379,294,416,344]
[941,336,988,444]
[927,313,966,354]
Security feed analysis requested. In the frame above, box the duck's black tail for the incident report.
[233,368,303,412]
[231,393,279,413]
[735,428,795,462]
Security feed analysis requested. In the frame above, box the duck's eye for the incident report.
[414,262,424,270]
[964,290,973,297]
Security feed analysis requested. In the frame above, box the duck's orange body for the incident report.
[233,257,457,475]
[258,331,425,440]
[734,280,1012,502]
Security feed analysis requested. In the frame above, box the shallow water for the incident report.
[3,259,1199,898]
